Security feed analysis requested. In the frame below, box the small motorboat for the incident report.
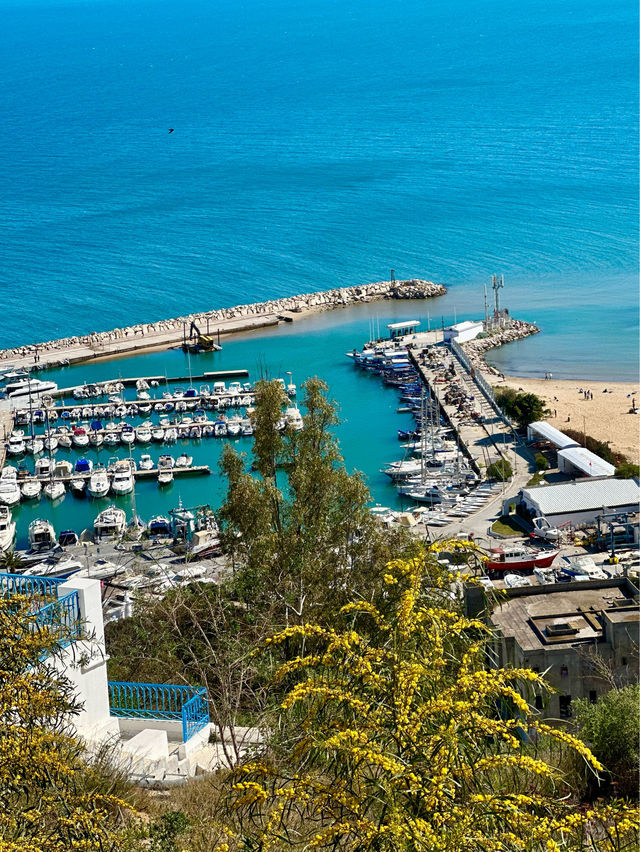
[57,433,72,449]
[74,458,93,475]
[111,461,134,495]
[25,437,45,454]
[175,453,192,468]
[152,426,164,441]
[157,455,174,486]
[87,464,109,498]
[6,431,26,456]
[136,425,153,444]
[21,479,42,500]
[138,454,154,471]
[0,479,21,506]
[43,480,65,501]
[120,427,135,445]
[103,432,119,446]
[72,427,89,448]
[35,457,53,478]
[58,529,79,547]
[164,427,178,443]
[148,515,172,536]
[70,477,86,496]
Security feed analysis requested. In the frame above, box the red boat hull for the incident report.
[486,550,558,574]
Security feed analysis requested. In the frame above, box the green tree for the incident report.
[495,387,546,428]
[486,458,512,481]
[573,685,640,799]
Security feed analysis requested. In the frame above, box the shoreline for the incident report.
[0,278,445,371]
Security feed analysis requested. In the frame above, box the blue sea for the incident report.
[0,0,637,380]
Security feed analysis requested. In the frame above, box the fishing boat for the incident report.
[87,464,109,498]
[43,480,65,501]
[0,506,16,552]
[111,461,134,495]
[94,505,127,539]
[28,518,56,551]
[21,479,42,500]
[485,546,559,576]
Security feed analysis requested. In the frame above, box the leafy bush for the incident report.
[615,462,640,479]
[486,459,512,481]
[535,452,549,470]
[573,685,640,799]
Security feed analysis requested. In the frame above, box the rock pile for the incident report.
[462,320,540,375]
[0,279,445,364]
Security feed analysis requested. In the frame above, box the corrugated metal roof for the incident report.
[523,477,640,516]
[527,421,580,450]
[557,447,616,478]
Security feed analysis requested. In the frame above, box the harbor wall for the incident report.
[461,320,540,375]
[0,279,446,369]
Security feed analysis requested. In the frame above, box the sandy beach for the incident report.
[487,374,640,464]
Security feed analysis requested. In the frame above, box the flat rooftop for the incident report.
[491,582,639,652]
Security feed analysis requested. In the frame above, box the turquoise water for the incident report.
[0,0,637,378]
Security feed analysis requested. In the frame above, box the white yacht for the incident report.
[111,461,134,495]
[0,506,16,552]
[28,518,56,551]
[6,431,26,455]
[43,480,65,501]
[94,505,127,539]
[6,378,58,400]
[0,478,21,506]
[87,464,110,498]
[21,479,42,500]
[35,457,53,478]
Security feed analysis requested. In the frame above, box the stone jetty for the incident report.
[0,278,445,370]
[461,320,540,375]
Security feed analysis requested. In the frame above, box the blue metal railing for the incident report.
[0,572,82,649]
[108,681,210,742]
[35,591,82,646]
[0,572,65,598]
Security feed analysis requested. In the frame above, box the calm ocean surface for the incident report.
[0,0,637,377]
[1,0,638,543]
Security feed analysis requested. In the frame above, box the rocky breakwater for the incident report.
[0,279,445,366]
[462,320,540,375]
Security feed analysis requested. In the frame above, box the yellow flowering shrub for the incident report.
[0,594,133,851]
[218,545,638,851]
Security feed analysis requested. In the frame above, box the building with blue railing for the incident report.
[0,570,211,780]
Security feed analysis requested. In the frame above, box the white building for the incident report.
[557,446,615,478]
[527,421,580,450]
[517,477,640,527]
[443,320,484,344]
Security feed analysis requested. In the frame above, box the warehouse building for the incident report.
[511,476,640,527]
